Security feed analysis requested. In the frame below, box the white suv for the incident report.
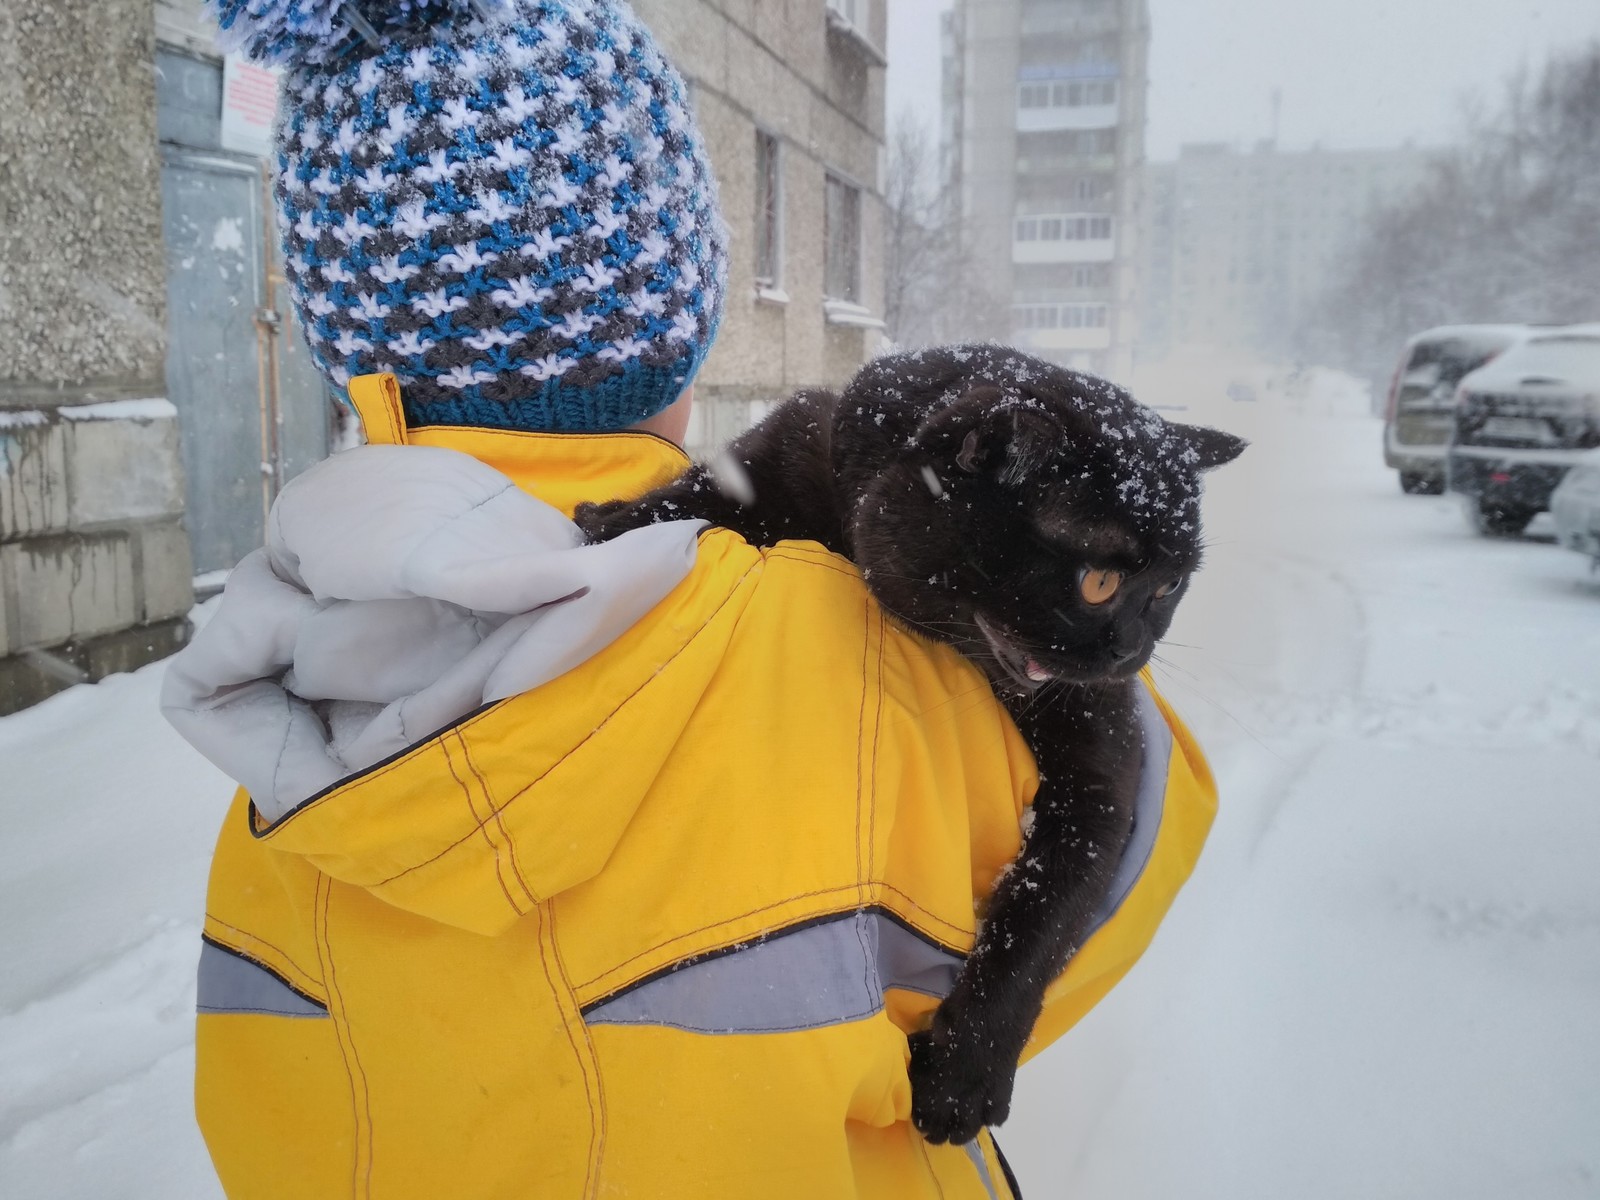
[1448,326,1600,536]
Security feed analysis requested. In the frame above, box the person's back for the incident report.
[165,3,1218,1196]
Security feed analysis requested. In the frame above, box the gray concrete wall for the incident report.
[0,0,194,713]
[634,0,890,458]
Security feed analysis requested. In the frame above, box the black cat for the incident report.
[577,344,1244,1144]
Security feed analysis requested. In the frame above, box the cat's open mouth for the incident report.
[973,614,1055,690]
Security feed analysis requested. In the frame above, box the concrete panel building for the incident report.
[942,0,1150,380]
[1138,141,1431,361]
[633,0,890,455]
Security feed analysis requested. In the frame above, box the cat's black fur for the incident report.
[577,344,1244,1144]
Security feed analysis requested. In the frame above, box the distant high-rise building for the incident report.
[1138,142,1431,361]
[942,0,1150,380]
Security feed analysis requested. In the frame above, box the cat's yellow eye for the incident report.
[1154,576,1185,600]
[1078,567,1123,606]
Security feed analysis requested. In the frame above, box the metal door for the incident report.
[157,49,332,576]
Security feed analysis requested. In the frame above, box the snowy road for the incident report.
[2,375,1596,1198]
[1006,372,1600,1198]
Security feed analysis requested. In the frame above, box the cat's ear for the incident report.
[1171,422,1247,470]
[927,387,1061,486]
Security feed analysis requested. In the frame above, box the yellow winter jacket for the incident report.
[195,391,1218,1199]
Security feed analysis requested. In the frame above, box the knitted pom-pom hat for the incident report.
[213,0,728,432]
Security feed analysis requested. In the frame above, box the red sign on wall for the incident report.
[220,53,281,159]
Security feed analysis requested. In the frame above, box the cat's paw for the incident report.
[907,1029,1016,1145]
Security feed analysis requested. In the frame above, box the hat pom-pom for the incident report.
[209,0,513,68]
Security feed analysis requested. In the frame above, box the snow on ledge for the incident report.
[0,409,49,429]
[823,299,887,330]
[59,398,178,422]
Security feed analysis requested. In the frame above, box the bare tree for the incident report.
[882,111,1010,349]
[1306,42,1600,381]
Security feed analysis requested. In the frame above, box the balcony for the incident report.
[1018,102,1119,132]
[1013,213,1116,264]
[1013,302,1112,352]
[1017,77,1120,132]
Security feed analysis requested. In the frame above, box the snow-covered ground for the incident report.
[2,365,1596,1198]
[1007,363,1600,1198]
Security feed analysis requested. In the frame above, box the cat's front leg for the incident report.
[909,683,1142,1144]
[576,464,745,543]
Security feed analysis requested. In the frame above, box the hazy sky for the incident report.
[887,0,1600,159]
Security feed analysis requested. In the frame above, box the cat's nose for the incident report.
[1108,633,1144,665]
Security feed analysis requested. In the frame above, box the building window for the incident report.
[1014,303,1110,331]
[1012,213,1114,243]
[824,173,862,303]
[754,130,782,288]
[1017,78,1119,114]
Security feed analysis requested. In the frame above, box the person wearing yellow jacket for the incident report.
[165,2,1219,1196]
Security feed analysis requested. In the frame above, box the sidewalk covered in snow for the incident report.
[2,372,1597,1198]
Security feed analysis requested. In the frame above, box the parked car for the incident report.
[1383,325,1527,494]
[1550,447,1600,567]
[1447,326,1600,536]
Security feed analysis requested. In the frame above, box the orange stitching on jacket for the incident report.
[917,1137,951,1200]
[575,884,865,991]
[204,914,323,998]
[573,882,975,998]
[461,733,538,911]
[256,707,509,837]
[868,609,885,886]
[313,877,367,1200]
[764,547,862,579]
[548,904,608,1194]
[366,557,764,890]
[853,592,870,907]
[532,904,599,1197]
[443,733,524,919]
[857,610,888,1006]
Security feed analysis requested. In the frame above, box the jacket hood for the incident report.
[163,442,702,823]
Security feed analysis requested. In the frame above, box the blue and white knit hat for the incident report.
[212,0,728,432]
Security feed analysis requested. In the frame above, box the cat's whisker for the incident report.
[1146,656,1281,760]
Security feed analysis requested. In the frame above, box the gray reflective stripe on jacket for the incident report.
[963,1139,1000,1200]
[584,682,1171,1036]
[583,911,964,1034]
[197,938,328,1019]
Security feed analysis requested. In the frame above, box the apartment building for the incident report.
[1139,141,1431,360]
[633,0,891,454]
[942,0,1150,380]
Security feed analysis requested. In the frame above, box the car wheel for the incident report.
[1470,500,1534,537]
[1399,471,1442,495]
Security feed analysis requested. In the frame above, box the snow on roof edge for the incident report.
[57,399,178,422]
